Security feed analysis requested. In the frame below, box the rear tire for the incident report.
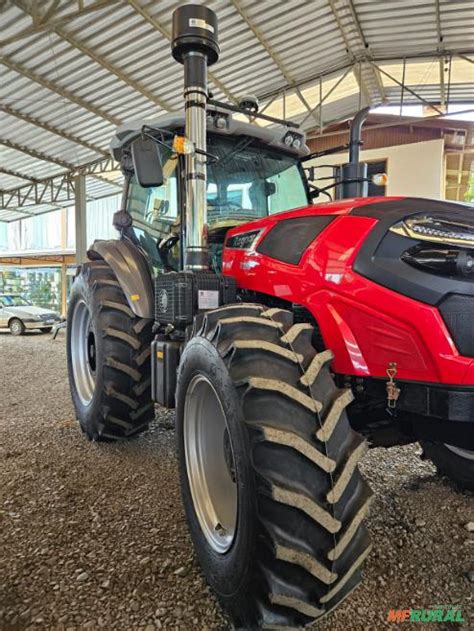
[421,441,474,491]
[176,304,372,629]
[9,318,25,336]
[66,261,154,441]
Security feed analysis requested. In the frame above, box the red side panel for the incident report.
[223,208,474,386]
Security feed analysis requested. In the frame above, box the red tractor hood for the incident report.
[226,196,404,237]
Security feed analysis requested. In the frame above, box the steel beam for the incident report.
[0,139,71,169]
[446,54,453,109]
[1,172,76,209]
[0,180,66,213]
[0,138,120,192]
[230,0,323,127]
[74,174,88,264]
[0,157,121,210]
[0,0,120,46]
[13,0,175,114]
[1,104,107,157]
[0,169,66,213]
[306,108,474,140]
[434,0,443,50]
[439,57,447,108]
[0,205,37,218]
[434,0,446,108]
[0,168,38,184]
[458,54,474,64]
[327,0,384,105]
[300,65,354,128]
[258,50,474,101]
[400,58,406,116]
[1,56,121,126]
[371,63,443,114]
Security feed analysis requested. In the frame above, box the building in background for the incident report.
[307,113,473,202]
[0,195,120,315]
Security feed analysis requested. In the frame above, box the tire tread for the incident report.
[67,260,153,440]
[189,304,372,628]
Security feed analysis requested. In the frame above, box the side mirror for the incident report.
[131,137,164,188]
[264,181,276,197]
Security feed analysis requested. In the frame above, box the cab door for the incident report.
[126,150,181,270]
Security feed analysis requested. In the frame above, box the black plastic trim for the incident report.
[438,294,474,357]
[256,215,334,265]
[355,376,474,423]
[353,197,474,305]
[350,196,469,219]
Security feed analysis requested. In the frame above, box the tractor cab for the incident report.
[110,109,311,272]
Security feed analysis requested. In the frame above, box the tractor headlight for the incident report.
[390,214,474,247]
[401,244,474,279]
[392,214,474,280]
[282,132,304,149]
[215,115,228,129]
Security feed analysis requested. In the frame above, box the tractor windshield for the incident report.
[127,134,308,236]
[206,134,309,228]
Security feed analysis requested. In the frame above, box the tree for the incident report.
[465,174,474,203]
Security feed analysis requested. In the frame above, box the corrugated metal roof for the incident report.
[1,0,473,221]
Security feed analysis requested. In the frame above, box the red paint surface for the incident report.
[223,198,474,385]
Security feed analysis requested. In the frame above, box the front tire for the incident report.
[176,304,373,629]
[66,261,154,441]
[9,318,25,336]
[421,441,474,491]
[40,327,53,334]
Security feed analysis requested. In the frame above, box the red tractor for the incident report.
[67,5,474,629]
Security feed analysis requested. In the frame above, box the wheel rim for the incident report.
[445,444,474,460]
[70,300,96,406]
[184,374,238,554]
[11,321,21,334]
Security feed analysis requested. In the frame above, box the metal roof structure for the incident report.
[1,0,473,221]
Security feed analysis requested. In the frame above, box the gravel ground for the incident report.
[0,332,472,631]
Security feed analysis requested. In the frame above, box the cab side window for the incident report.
[127,156,179,240]
[127,151,179,269]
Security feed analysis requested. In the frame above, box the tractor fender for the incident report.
[87,239,154,319]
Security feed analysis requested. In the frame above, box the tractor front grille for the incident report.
[439,294,474,357]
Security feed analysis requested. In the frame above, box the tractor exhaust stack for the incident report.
[172,5,220,270]
[339,106,370,199]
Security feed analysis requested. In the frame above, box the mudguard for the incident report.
[87,238,154,319]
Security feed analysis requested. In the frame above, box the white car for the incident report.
[0,293,61,335]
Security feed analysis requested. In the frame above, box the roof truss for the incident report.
[1,0,473,221]
[328,0,385,104]
[1,0,121,45]
[0,157,120,212]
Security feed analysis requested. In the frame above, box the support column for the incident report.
[74,174,87,264]
[61,261,68,317]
